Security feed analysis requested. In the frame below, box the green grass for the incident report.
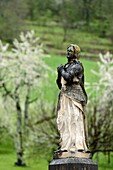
[0,150,113,170]
[22,22,113,60]
[0,152,48,170]
[94,153,113,170]
[0,136,48,170]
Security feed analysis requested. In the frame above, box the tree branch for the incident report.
[2,83,14,99]
[29,97,38,104]
[34,115,55,125]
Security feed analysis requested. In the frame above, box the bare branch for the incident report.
[29,97,38,104]
[2,83,14,99]
[34,115,56,125]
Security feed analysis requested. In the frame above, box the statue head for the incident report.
[66,44,80,60]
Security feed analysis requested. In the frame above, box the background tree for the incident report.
[0,0,28,42]
[0,31,51,166]
[0,0,113,42]
[27,0,56,23]
[87,52,113,156]
[25,101,58,162]
[59,0,75,41]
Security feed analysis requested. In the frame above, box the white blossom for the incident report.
[0,30,52,144]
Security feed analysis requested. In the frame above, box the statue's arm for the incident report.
[58,62,84,82]
[57,64,75,82]
[78,63,88,103]
[60,69,73,82]
[56,71,62,89]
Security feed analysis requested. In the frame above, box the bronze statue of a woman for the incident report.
[56,44,90,158]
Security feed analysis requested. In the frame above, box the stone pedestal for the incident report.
[49,158,98,170]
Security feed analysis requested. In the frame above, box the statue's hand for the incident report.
[57,64,64,73]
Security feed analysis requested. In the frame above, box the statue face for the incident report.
[66,46,74,59]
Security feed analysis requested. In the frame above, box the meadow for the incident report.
[0,151,113,170]
[24,21,113,60]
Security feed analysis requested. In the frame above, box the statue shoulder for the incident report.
[72,60,84,71]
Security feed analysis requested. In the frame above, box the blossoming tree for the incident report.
[87,52,113,157]
[0,31,51,166]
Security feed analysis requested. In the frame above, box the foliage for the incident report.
[27,0,56,22]
[0,0,113,42]
[0,31,51,165]
[87,52,113,155]
[26,0,113,35]
[25,101,58,162]
[0,0,28,42]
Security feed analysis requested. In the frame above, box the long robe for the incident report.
[57,77,88,152]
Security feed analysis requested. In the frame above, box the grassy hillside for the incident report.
[23,21,113,60]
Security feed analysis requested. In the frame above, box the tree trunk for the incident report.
[24,84,30,136]
[15,95,26,166]
[63,25,68,42]
[83,0,91,27]
[108,152,110,164]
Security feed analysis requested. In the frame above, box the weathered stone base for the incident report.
[53,150,92,159]
[49,158,98,170]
